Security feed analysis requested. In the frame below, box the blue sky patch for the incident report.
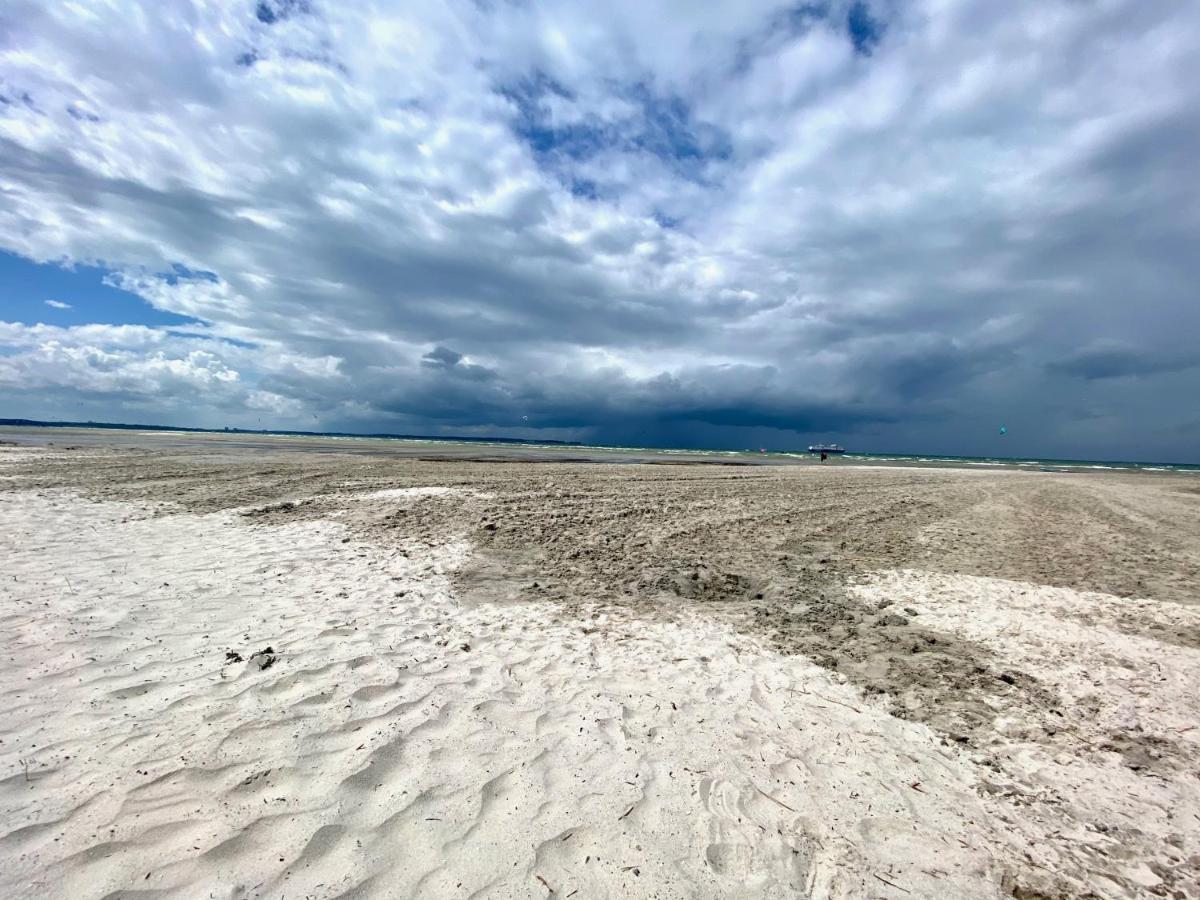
[162,262,219,286]
[569,178,599,200]
[847,2,884,55]
[0,251,200,329]
[255,0,311,26]
[502,72,732,190]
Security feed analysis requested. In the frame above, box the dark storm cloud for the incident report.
[1047,343,1198,381]
[1,0,1198,460]
[421,346,465,368]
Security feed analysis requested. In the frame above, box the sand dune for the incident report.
[2,445,1199,898]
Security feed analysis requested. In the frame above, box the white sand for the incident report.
[360,487,477,501]
[2,476,1198,898]
[1,488,1022,899]
[851,570,1200,896]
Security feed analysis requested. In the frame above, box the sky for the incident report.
[1,0,1198,461]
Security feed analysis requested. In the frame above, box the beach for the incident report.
[2,437,1198,899]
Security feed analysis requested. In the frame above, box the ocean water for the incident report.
[302,435,1200,473]
[5,419,1197,473]
[114,432,1200,473]
[831,452,1200,474]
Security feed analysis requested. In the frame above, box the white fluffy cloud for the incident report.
[1,0,1198,457]
[0,321,307,423]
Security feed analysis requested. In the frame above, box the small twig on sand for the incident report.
[872,872,911,893]
[1062,727,1096,747]
[812,692,862,714]
[618,805,635,820]
[789,686,863,714]
[1023,854,1053,873]
[753,785,797,812]
[535,874,554,894]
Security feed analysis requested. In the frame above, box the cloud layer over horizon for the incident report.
[2,0,1198,460]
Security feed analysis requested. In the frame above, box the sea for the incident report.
[2,419,1197,474]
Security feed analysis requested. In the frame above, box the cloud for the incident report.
[420,346,463,369]
[44,299,72,309]
[1047,342,1197,381]
[1,0,1198,459]
[0,321,306,424]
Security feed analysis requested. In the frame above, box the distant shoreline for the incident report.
[3,421,1197,473]
[0,417,580,447]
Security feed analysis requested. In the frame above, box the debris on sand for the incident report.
[224,647,276,669]
[247,646,277,670]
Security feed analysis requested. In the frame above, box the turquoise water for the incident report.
[831,452,1200,473]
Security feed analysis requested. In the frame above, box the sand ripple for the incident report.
[1,488,1027,898]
